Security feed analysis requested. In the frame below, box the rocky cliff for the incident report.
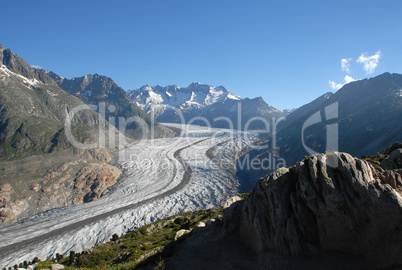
[237,150,402,269]
[0,149,121,224]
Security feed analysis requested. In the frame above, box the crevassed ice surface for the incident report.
[0,124,259,267]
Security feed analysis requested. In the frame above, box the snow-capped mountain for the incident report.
[47,72,176,139]
[128,83,240,115]
[128,83,288,130]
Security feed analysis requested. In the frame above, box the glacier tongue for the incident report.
[0,124,259,268]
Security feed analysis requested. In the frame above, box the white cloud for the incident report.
[356,51,381,74]
[328,80,343,90]
[341,58,352,73]
[329,75,356,91]
[344,75,356,84]
[31,65,44,69]
[329,50,380,91]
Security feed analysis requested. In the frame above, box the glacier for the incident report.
[0,124,260,267]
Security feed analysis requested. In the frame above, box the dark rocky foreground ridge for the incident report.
[238,150,402,269]
[28,144,402,270]
[165,147,402,270]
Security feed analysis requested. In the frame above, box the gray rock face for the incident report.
[1,45,56,85]
[222,196,243,234]
[390,148,402,161]
[381,148,402,170]
[239,152,402,268]
[376,168,402,189]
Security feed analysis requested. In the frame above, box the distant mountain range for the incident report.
[128,84,288,130]
[47,72,175,139]
[239,72,402,187]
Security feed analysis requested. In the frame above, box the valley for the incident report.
[0,125,259,267]
[0,43,401,269]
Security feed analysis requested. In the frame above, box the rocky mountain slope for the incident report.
[281,72,402,160]
[277,92,333,131]
[0,45,102,160]
[0,45,123,225]
[48,72,176,139]
[128,83,287,130]
[240,73,402,185]
[0,151,122,224]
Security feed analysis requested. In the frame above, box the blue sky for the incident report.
[1,0,401,109]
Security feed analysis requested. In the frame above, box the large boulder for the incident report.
[73,163,121,203]
[240,152,402,268]
[381,148,402,170]
[51,264,64,270]
[222,196,244,234]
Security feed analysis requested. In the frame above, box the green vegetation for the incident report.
[240,191,252,199]
[361,142,402,168]
[0,116,93,161]
[21,208,223,269]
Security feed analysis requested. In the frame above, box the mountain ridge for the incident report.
[128,83,287,130]
[0,44,125,225]
[239,72,402,187]
[0,45,102,160]
[47,72,176,139]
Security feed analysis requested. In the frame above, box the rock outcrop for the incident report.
[0,183,29,223]
[380,148,402,170]
[222,196,243,234]
[72,148,112,163]
[238,152,402,268]
[0,156,121,225]
[73,163,121,203]
[51,263,65,270]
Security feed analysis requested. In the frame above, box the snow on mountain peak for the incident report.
[139,85,152,92]
[126,82,288,129]
[226,92,241,100]
[0,64,42,87]
[128,83,241,112]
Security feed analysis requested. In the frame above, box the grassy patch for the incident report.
[29,208,223,269]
